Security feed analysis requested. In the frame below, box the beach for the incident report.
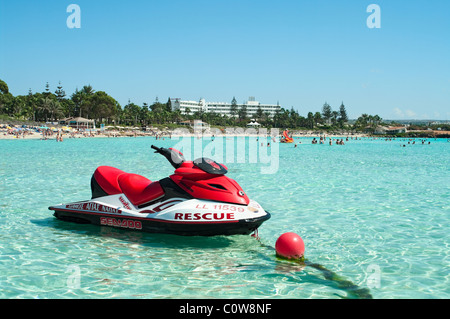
[0,123,164,140]
[0,122,374,141]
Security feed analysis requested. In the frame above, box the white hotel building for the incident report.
[170,97,281,118]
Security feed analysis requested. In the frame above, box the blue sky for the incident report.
[0,0,449,120]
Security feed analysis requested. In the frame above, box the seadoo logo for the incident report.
[100,217,142,230]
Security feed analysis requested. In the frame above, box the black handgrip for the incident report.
[151,145,185,169]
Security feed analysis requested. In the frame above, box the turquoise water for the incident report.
[0,136,449,299]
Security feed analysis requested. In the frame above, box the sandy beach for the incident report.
[1,123,371,141]
[0,130,369,141]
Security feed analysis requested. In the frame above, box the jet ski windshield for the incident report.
[193,158,228,175]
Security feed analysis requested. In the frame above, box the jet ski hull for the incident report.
[52,209,270,236]
[49,197,271,236]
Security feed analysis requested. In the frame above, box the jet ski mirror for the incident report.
[151,145,185,169]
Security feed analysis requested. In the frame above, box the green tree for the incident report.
[165,98,172,112]
[43,82,51,97]
[150,101,167,124]
[0,79,9,94]
[331,111,339,126]
[314,112,323,126]
[70,85,95,118]
[0,79,13,115]
[307,112,315,129]
[322,102,332,124]
[354,113,369,131]
[372,114,382,127]
[238,104,248,123]
[48,99,63,121]
[263,111,271,124]
[338,102,348,128]
[11,95,26,118]
[171,109,183,124]
[87,91,120,123]
[55,81,66,102]
[289,107,299,127]
[273,108,281,127]
[38,96,53,122]
[26,89,38,121]
[230,97,238,122]
[71,86,91,118]
[256,105,263,121]
[123,100,141,125]
[140,102,150,125]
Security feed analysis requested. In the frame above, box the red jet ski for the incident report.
[49,145,271,236]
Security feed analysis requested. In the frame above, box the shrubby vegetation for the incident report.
[0,79,388,132]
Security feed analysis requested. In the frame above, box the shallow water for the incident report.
[0,136,449,298]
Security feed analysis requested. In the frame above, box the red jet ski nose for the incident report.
[170,160,249,205]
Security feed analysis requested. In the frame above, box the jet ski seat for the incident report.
[91,166,165,206]
[118,173,165,207]
[92,166,126,197]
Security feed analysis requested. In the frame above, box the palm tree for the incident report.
[146,111,155,125]
[48,100,64,121]
[11,96,25,118]
[373,115,382,127]
[368,115,374,127]
[38,97,52,122]
[171,109,182,124]
[81,85,95,96]
[314,112,323,126]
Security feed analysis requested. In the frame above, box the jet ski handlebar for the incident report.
[151,145,228,175]
[151,145,185,169]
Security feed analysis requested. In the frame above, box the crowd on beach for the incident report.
[0,123,172,141]
[1,123,448,146]
[0,124,97,140]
